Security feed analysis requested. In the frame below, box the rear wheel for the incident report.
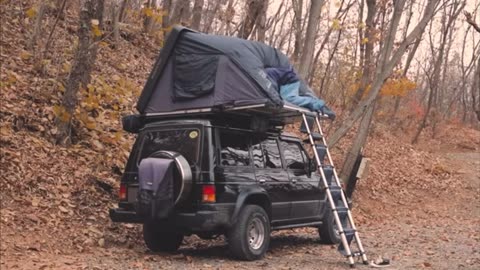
[227,205,270,261]
[143,222,183,252]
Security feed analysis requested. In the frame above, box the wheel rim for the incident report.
[247,217,265,250]
[333,218,340,236]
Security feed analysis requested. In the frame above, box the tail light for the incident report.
[119,183,127,201]
[202,184,216,203]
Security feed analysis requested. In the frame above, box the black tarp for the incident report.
[137,26,317,114]
[137,158,174,219]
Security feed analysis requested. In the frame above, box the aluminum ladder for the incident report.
[301,113,368,268]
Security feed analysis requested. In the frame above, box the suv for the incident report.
[110,117,341,260]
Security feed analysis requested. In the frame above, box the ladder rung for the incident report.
[300,115,315,133]
[335,206,349,220]
[329,186,342,201]
[340,228,356,237]
[321,165,334,186]
[311,132,323,141]
[315,144,327,164]
[338,228,357,256]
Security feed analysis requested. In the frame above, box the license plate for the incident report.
[127,186,138,203]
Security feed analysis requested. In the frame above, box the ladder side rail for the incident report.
[301,114,356,266]
[314,115,368,264]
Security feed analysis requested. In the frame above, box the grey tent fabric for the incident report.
[137,158,174,219]
[137,26,318,114]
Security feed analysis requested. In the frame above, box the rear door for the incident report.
[214,128,256,205]
[251,137,291,223]
[280,139,322,220]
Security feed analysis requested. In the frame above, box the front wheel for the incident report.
[318,203,343,244]
[227,205,270,261]
[143,222,183,252]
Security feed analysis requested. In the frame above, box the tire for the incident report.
[143,222,183,252]
[227,205,270,261]
[149,151,192,205]
[318,202,343,245]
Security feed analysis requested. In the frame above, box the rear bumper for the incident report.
[109,208,143,223]
[109,204,232,232]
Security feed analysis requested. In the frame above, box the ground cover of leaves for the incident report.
[1,1,479,269]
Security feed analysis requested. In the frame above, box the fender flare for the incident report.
[230,186,271,225]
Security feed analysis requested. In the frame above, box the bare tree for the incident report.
[292,0,304,62]
[298,0,325,79]
[350,0,376,108]
[340,0,407,188]
[203,0,221,33]
[28,2,47,51]
[412,0,465,144]
[327,0,441,147]
[256,0,268,42]
[464,11,480,33]
[191,0,204,30]
[170,0,191,26]
[237,0,266,39]
[43,0,68,57]
[118,0,129,22]
[162,0,173,34]
[56,0,105,145]
[112,2,120,47]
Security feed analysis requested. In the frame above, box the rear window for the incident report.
[138,128,200,165]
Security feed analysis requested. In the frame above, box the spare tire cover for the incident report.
[149,150,192,205]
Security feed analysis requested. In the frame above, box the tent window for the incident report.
[173,53,219,100]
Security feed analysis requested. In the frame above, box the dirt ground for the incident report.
[1,149,479,270]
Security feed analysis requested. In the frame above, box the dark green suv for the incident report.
[110,116,341,260]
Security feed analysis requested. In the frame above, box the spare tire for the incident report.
[149,150,192,205]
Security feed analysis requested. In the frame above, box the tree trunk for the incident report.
[191,0,204,30]
[472,56,480,121]
[350,0,376,108]
[327,0,439,147]
[412,0,465,143]
[292,0,303,63]
[237,0,265,39]
[28,2,47,51]
[162,0,172,39]
[337,0,407,190]
[55,0,104,145]
[392,35,422,119]
[256,0,268,42]
[112,3,120,47]
[202,0,220,33]
[43,0,67,58]
[309,0,351,85]
[171,0,191,26]
[340,101,376,185]
[297,0,325,79]
[118,0,128,22]
[143,0,152,33]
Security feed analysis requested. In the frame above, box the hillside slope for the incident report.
[1,1,479,269]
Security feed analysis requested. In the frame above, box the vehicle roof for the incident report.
[142,119,303,141]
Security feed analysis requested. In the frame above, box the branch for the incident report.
[464,11,480,33]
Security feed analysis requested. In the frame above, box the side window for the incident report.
[219,130,251,167]
[262,139,282,169]
[281,141,307,171]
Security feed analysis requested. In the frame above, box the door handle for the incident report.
[259,179,266,184]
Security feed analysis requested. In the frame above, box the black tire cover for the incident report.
[149,150,192,205]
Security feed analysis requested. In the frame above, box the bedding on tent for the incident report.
[136,26,326,115]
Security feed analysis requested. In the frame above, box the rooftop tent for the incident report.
[136,26,318,115]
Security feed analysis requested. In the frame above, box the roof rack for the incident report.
[144,103,322,125]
